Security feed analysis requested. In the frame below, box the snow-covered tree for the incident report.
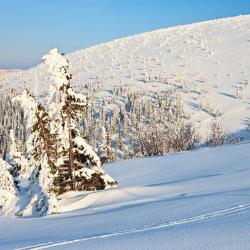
[43,48,116,194]
[72,136,116,191]
[0,93,26,159]
[31,103,57,172]
[30,102,59,213]
[0,158,17,213]
[12,90,56,216]
[207,119,225,147]
[97,126,113,164]
[7,129,29,189]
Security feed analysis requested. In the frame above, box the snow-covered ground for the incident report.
[1,141,250,250]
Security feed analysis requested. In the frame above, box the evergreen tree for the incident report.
[12,90,56,216]
[31,103,58,196]
[7,129,29,189]
[97,126,113,164]
[43,49,116,194]
[0,158,17,212]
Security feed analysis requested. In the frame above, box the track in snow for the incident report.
[15,203,250,250]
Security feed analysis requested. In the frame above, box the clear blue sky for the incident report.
[1,0,250,69]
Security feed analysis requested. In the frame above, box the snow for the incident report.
[73,136,101,168]
[0,158,18,217]
[42,48,70,120]
[1,15,250,139]
[42,48,69,89]
[0,141,250,249]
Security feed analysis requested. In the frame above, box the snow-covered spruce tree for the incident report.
[0,93,26,159]
[97,126,113,164]
[7,129,29,189]
[43,49,116,194]
[31,102,58,190]
[0,158,18,213]
[12,90,56,216]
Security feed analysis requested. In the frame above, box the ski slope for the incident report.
[1,15,250,138]
[1,141,250,250]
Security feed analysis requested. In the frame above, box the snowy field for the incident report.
[1,141,250,250]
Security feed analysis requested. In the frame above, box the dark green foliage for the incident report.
[52,160,72,195]
[74,173,105,191]
[31,103,57,165]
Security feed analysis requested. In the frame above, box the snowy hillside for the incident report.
[0,141,250,249]
[1,15,250,138]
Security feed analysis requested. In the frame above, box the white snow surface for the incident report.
[2,15,250,138]
[0,141,250,249]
